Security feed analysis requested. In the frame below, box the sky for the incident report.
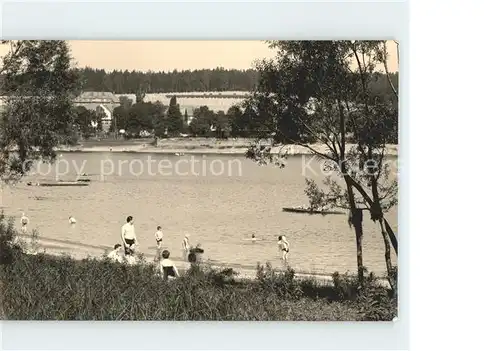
[1,40,399,72]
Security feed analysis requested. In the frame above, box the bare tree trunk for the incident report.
[339,98,364,286]
[366,148,394,285]
[352,207,364,284]
[394,40,399,65]
[378,219,394,288]
[346,179,364,285]
[382,41,398,98]
[347,175,398,255]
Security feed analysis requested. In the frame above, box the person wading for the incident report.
[121,216,139,257]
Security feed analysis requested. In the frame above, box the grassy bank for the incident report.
[0,215,396,321]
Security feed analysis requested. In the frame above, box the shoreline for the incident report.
[15,234,382,285]
[56,141,399,157]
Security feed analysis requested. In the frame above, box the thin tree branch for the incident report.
[382,41,398,99]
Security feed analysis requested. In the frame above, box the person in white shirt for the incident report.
[20,213,29,233]
[69,216,77,224]
[107,244,123,263]
[278,235,290,262]
[121,216,138,256]
[158,249,180,280]
[182,234,191,261]
[155,226,163,249]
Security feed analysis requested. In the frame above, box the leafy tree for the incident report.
[165,96,183,136]
[226,105,244,137]
[0,40,80,183]
[112,105,129,132]
[126,102,156,136]
[214,111,229,139]
[118,96,133,109]
[152,101,167,137]
[111,96,133,134]
[74,106,99,139]
[244,40,398,286]
[189,106,214,136]
[135,87,146,104]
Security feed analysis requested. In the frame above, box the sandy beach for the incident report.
[15,234,344,284]
[13,234,392,289]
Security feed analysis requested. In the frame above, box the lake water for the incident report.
[2,152,398,276]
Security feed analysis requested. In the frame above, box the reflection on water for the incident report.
[3,153,398,275]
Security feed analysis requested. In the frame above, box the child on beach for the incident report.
[20,213,29,234]
[107,244,123,263]
[278,235,290,262]
[158,249,180,280]
[182,234,191,261]
[155,226,163,249]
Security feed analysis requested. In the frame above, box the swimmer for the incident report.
[20,213,29,234]
[244,234,261,242]
[121,216,139,256]
[158,249,179,280]
[278,235,290,262]
[182,234,191,261]
[155,226,163,249]
[69,216,77,224]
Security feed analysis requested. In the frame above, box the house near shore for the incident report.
[1,91,250,130]
[74,92,117,133]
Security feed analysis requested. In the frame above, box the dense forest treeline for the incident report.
[76,67,398,96]
[0,67,398,96]
[77,67,260,93]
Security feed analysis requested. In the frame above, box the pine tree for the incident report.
[165,96,183,136]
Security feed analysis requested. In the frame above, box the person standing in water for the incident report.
[155,226,163,249]
[69,216,77,224]
[182,234,191,261]
[278,235,290,262]
[20,213,29,234]
[121,216,139,256]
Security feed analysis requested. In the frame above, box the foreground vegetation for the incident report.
[0,215,396,321]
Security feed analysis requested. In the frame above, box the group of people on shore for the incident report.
[105,215,187,279]
[18,212,291,277]
[109,215,291,267]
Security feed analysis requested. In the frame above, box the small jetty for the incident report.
[282,207,345,215]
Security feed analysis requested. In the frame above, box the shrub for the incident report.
[255,263,303,300]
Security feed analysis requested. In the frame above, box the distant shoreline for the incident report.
[56,139,399,157]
